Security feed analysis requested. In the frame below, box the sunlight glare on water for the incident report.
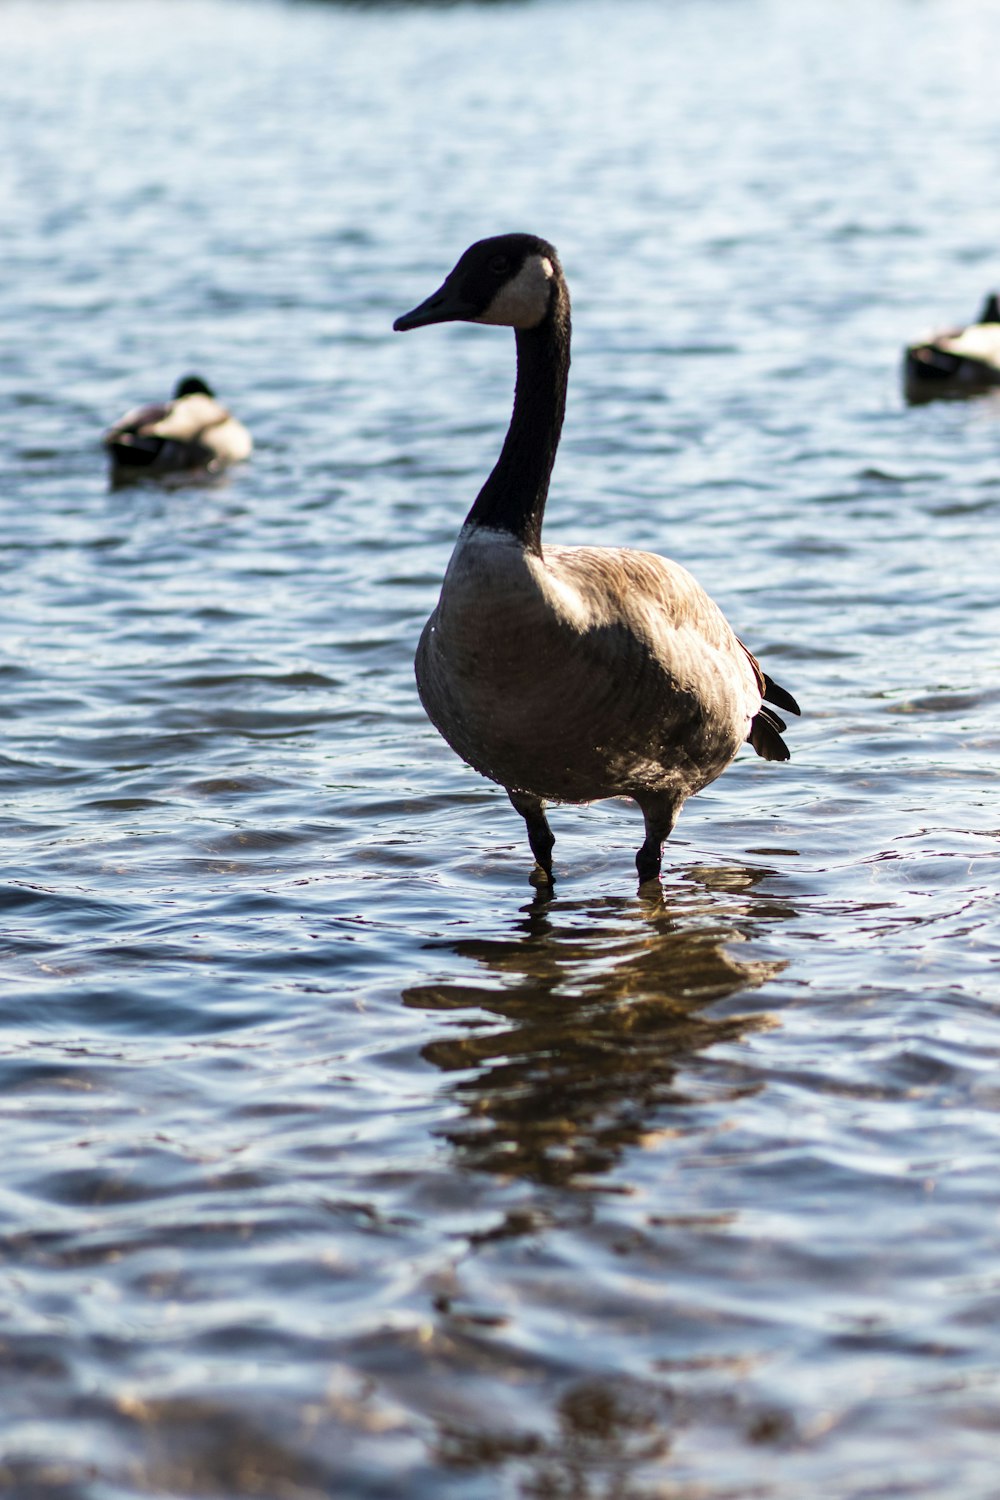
[2,0,1000,1495]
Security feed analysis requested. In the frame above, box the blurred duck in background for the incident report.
[103,375,252,484]
[904,294,1000,403]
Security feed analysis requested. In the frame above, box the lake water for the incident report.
[2,0,1000,1494]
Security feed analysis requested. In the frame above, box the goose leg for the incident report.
[635,796,681,885]
[507,789,555,886]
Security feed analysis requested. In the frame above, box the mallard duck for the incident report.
[103,375,252,483]
[904,294,1000,403]
[394,233,799,887]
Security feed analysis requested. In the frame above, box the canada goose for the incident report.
[904,293,1000,403]
[394,233,799,887]
[103,375,252,484]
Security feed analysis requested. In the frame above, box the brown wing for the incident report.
[104,401,172,443]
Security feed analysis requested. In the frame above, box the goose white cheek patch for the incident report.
[475,255,554,328]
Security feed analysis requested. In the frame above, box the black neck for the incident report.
[464,288,571,555]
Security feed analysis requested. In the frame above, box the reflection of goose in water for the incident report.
[904,294,1000,403]
[404,868,787,1186]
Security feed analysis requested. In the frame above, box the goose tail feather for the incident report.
[762,672,801,717]
[748,705,791,762]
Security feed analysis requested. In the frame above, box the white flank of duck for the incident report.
[104,375,252,484]
[394,233,799,887]
[936,320,1000,364]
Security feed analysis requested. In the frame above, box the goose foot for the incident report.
[508,788,555,886]
[635,795,681,887]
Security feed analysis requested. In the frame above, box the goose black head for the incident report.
[978,293,1000,325]
[173,375,215,399]
[394,233,561,333]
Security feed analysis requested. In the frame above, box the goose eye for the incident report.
[488,254,510,276]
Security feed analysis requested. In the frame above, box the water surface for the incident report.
[2,1,1000,1495]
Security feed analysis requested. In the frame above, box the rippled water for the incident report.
[2,0,1000,1494]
